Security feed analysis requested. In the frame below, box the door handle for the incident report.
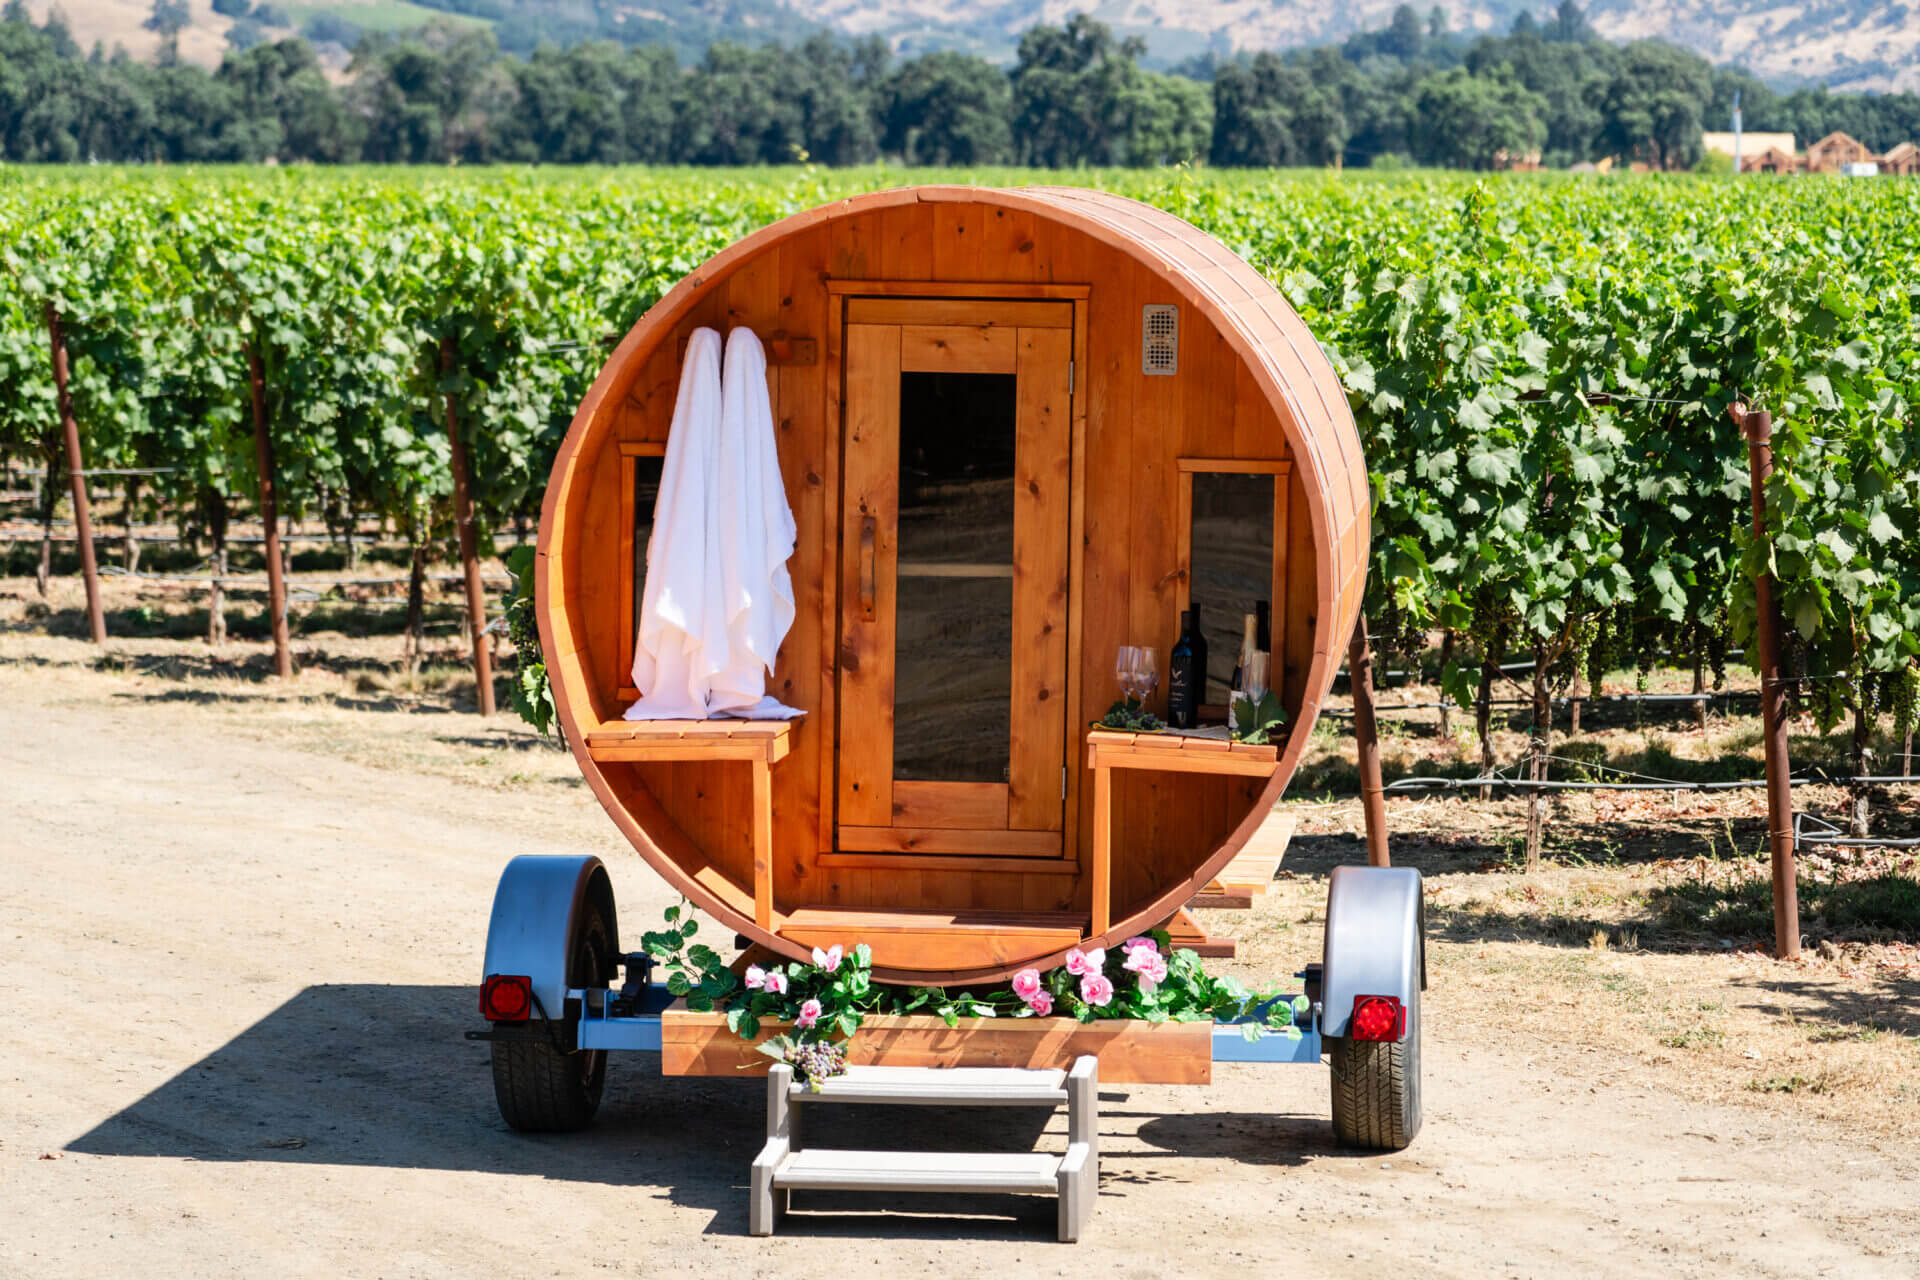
[859,515,876,620]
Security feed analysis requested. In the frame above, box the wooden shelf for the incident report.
[587,718,797,931]
[1085,726,1279,776]
[1085,727,1281,937]
[584,718,793,763]
[782,906,1085,973]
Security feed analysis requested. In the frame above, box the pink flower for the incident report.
[745,964,767,990]
[1124,936,1157,954]
[1064,947,1105,977]
[1080,973,1115,1007]
[795,998,822,1029]
[811,945,843,972]
[1027,991,1054,1017]
[1130,950,1168,991]
[1011,968,1043,1002]
[762,970,789,996]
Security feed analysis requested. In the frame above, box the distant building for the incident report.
[1702,131,1797,168]
[1884,141,1920,175]
[1695,127,1919,177]
[1804,131,1876,173]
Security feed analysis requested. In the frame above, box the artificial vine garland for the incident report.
[642,900,1308,1089]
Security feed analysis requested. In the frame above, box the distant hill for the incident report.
[792,0,1920,91]
[31,0,1920,91]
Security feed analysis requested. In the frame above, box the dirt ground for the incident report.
[3,604,1920,1276]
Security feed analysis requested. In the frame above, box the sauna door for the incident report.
[836,314,1073,857]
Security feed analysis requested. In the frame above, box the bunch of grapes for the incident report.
[787,1038,848,1092]
[1890,663,1920,743]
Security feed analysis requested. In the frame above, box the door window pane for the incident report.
[893,371,1017,783]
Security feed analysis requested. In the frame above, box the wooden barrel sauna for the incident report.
[537,186,1368,984]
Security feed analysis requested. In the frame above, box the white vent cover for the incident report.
[1142,304,1178,375]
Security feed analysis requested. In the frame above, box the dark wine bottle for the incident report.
[1168,606,1204,729]
[1256,599,1271,653]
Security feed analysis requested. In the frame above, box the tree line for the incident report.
[4,2,1919,170]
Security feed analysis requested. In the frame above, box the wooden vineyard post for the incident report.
[248,341,293,679]
[442,336,495,716]
[1737,404,1799,960]
[46,304,105,645]
[1348,616,1391,867]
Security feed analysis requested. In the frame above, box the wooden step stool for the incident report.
[749,1056,1099,1242]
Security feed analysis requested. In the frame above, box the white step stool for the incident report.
[749,1057,1099,1241]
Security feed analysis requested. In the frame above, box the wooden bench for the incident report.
[750,1057,1099,1241]
[584,718,794,929]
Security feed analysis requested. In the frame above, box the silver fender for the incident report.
[1320,865,1424,1040]
[482,854,619,1020]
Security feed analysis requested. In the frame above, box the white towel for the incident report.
[709,327,801,719]
[624,325,802,722]
[625,327,725,720]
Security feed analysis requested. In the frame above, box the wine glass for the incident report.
[1133,646,1159,703]
[1115,645,1159,703]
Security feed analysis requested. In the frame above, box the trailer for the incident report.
[473,186,1422,1229]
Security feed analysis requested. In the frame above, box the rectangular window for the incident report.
[892,370,1018,783]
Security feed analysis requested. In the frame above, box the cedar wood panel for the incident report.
[538,188,1364,980]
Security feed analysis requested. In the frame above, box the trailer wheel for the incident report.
[1328,981,1421,1151]
[490,899,611,1132]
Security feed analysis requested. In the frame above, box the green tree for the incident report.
[1409,66,1545,169]
[1594,39,1712,169]
[880,50,1011,164]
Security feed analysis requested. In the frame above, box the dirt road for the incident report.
[2,649,1914,1278]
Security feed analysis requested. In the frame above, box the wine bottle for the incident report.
[1255,599,1271,654]
[1168,607,1203,729]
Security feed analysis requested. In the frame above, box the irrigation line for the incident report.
[1324,689,1761,716]
[1795,813,1920,850]
[99,568,511,589]
[1383,774,1797,794]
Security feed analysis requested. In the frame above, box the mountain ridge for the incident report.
[25,0,1920,92]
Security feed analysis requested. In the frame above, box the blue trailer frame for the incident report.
[558,981,1324,1065]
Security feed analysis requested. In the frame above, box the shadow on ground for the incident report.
[66,983,1338,1240]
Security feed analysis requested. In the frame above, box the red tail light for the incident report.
[481,974,533,1022]
[1350,995,1405,1042]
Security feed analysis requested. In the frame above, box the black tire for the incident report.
[1328,979,1421,1151]
[490,900,611,1132]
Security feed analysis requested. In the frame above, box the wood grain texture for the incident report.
[891,780,1008,829]
[845,298,1073,328]
[836,827,1063,856]
[662,1007,1210,1084]
[836,323,901,831]
[536,186,1365,982]
[899,324,1017,373]
[779,908,1079,973]
[1009,325,1072,833]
